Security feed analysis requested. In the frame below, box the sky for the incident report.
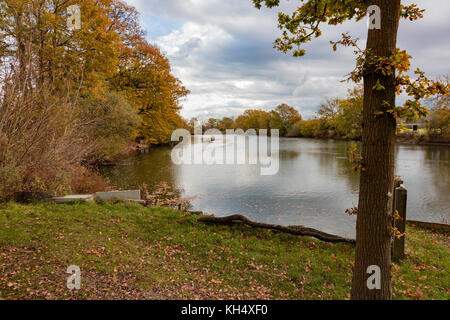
[125,0,450,120]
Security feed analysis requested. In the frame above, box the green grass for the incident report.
[0,202,448,300]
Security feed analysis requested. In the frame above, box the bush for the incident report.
[286,121,302,137]
[70,166,111,195]
[0,77,109,199]
[79,92,140,161]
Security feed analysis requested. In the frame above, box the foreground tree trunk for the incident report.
[351,0,401,300]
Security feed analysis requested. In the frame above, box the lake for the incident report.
[100,137,449,238]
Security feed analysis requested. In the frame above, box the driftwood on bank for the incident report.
[198,214,355,244]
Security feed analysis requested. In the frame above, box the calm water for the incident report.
[100,138,449,238]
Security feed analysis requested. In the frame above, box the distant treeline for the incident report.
[185,86,364,140]
[185,83,449,142]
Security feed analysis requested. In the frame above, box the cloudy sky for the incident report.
[125,0,450,119]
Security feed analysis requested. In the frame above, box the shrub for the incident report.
[0,77,98,199]
[70,166,111,195]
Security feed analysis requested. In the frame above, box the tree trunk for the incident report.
[351,0,401,300]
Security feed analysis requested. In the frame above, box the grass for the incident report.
[0,201,448,300]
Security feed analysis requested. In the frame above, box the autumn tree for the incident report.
[0,0,126,197]
[246,109,272,131]
[204,118,219,130]
[235,114,248,130]
[0,0,122,94]
[335,86,364,139]
[429,107,450,138]
[269,110,285,135]
[110,39,189,145]
[218,117,235,132]
[233,109,268,131]
[276,104,302,132]
[268,104,303,135]
[79,91,139,158]
[0,0,189,196]
[253,0,448,299]
[318,99,340,124]
[428,74,449,138]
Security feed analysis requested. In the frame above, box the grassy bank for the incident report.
[0,202,448,300]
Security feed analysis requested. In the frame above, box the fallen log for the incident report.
[198,214,355,244]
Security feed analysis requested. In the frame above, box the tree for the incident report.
[335,86,364,139]
[274,104,302,134]
[0,0,128,197]
[110,40,189,145]
[235,114,249,130]
[428,74,449,138]
[269,110,285,135]
[205,118,219,130]
[0,0,189,197]
[218,117,235,132]
[429,107,450,138]
[236,109,271,131]
[430,74,449,110]
[79,92,140,159]
[253,0,448,299]
[318,98,340,123]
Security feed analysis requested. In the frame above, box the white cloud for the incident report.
[126,0,450,120]
[157,22,232,58]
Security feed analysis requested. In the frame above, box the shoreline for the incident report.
[282,135,450,147]
[396,140,450,147]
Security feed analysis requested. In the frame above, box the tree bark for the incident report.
[351,0,401,300]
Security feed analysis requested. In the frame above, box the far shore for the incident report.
[94,134,449,168]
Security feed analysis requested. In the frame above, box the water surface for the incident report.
[100,138,449,238]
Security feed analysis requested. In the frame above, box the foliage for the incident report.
[218,117,235,132]
[236,109,271,131]
[331,36,448,122]
[317,98,340,126]
[0,0,187,197]
[428,75,450,138]
[274,104,303,134]
[429,107,450,138]
[288,119,322,138]
[110,41,189,145]
[69,165,112,195]
[196,104,302,135]
[334,86,364,139]
[79,92,140,159]
[269,110,284,134]
[0,88,89,199]
[284,85,363,140]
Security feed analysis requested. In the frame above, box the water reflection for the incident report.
[100,138,449,237]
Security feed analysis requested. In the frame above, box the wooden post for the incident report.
[391,179,402,253]
[391,179,403,216]
[392,185,407,259]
